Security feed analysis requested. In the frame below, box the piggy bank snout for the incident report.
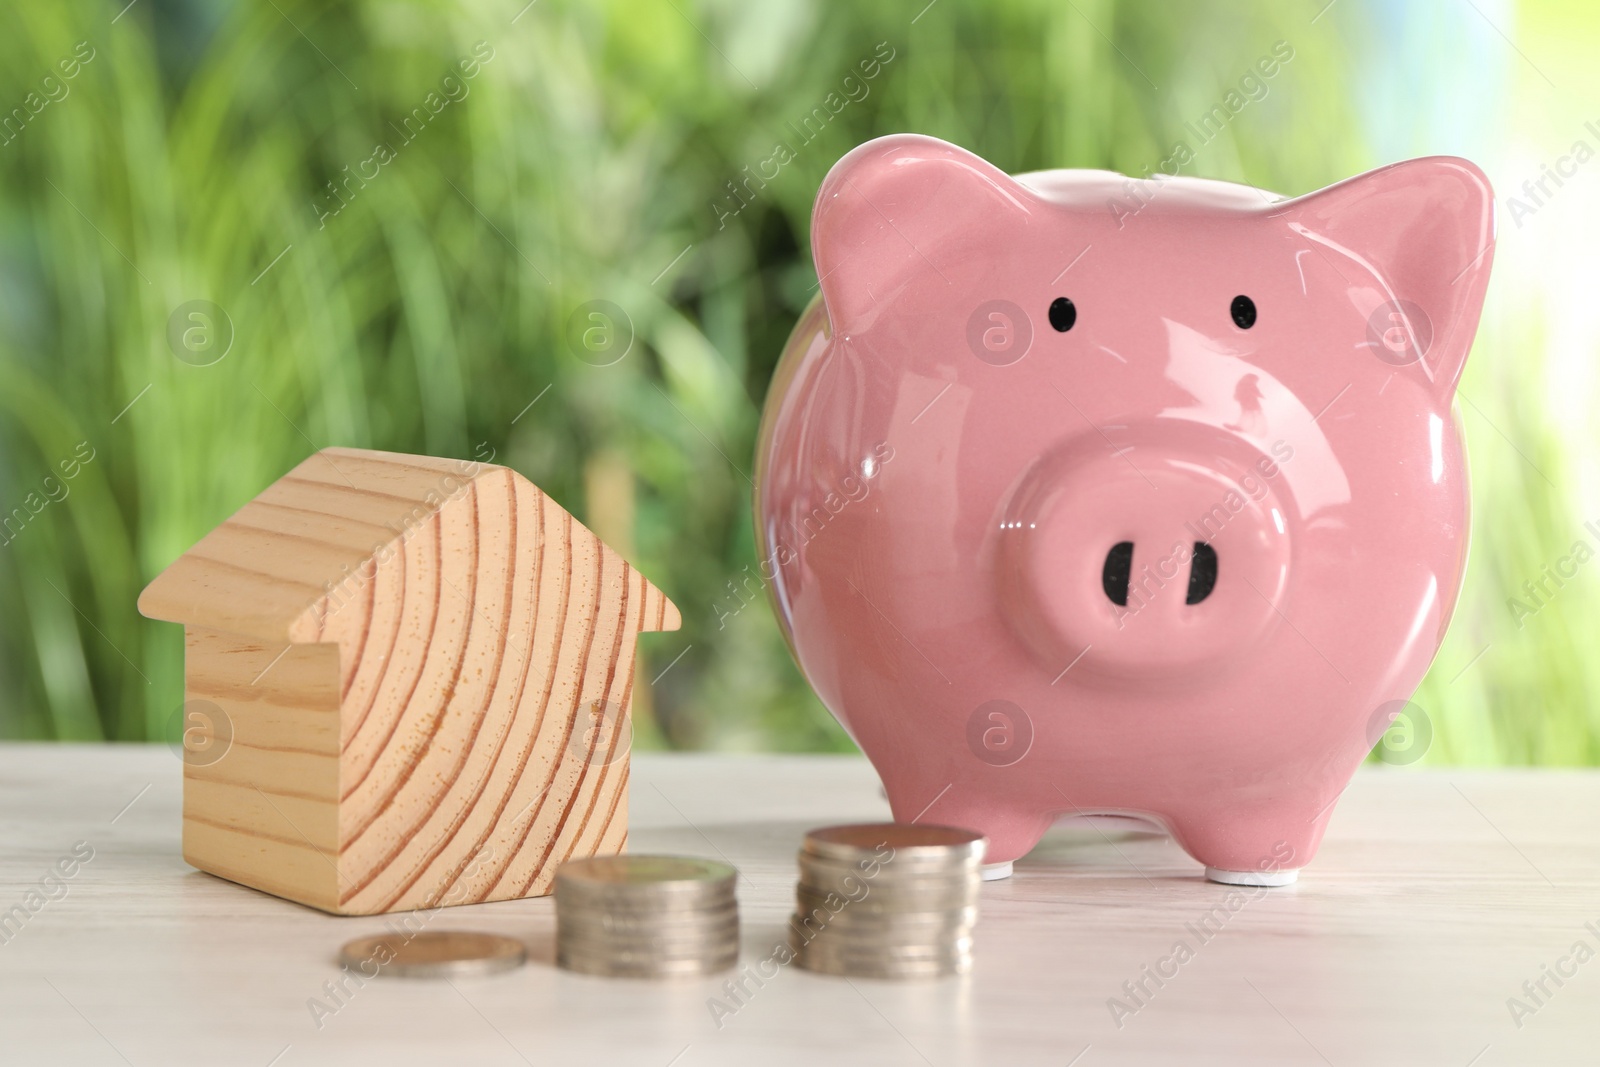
[998,429,1292,683]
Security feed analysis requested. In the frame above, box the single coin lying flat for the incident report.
[337,930,526,978]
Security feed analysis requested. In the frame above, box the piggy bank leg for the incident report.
[1205,865,1297,887]
[887,787,1053,881]
[1167,806,1329,888]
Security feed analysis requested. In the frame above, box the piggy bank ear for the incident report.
[812,134,1034,334]
[1281,157,1494,398]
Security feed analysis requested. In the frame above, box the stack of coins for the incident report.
[790,824,986,979]
[555,855,739,978]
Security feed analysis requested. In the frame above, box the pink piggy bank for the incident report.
[755,134,1493,885]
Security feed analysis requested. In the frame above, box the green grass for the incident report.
[0,0,1594,766]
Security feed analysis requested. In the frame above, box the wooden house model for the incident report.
[138,447,679,915]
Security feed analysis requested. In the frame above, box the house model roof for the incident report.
[138,447,680,645]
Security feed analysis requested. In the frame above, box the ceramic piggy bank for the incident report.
[755,134,1493,885]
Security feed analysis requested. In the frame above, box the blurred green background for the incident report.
[1,0,1595,764]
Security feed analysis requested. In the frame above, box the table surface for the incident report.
[1,746,1597,1066]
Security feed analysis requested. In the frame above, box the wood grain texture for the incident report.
[139,447,679,915]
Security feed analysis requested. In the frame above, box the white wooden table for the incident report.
[1,745,1596,1065]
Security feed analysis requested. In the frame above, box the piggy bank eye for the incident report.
[1230,295,1257,329]
[1048,297,1077,332]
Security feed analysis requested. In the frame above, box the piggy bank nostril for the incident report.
[1186,543,1218,605]
[1102,541,1133,606]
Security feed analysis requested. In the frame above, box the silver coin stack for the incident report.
[555,855,739,978]
[790,823,986,979]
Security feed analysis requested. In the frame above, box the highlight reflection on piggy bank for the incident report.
[755,134,1493,885]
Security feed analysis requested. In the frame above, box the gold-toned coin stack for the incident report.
[790,824,986,979]
[555,855,739,978]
